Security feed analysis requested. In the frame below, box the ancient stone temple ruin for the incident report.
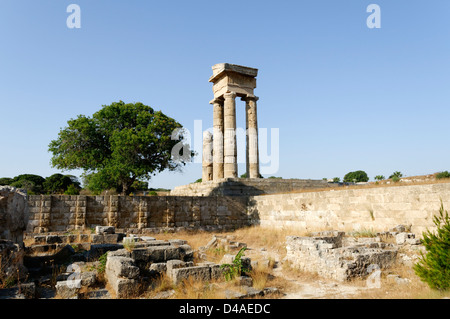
[202,63,260,181]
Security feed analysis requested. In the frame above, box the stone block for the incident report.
[55,280,80,299]
[106,256,139,279]
[164,246,181,260]
[46,235,63,244]
[149,263,167,274]
[171,266,211,285]
[95,226,115,234]
[395,233,415,245]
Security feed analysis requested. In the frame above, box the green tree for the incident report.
[332,177,340,183]
[414,201,450,291]
[374,175,385,182]
[343,170,369,183]
[436,171,450,180]
[49,101,191,195]
[44,174,80,194]
[389,171,403,179]
[0,178,13,186]
[10,174,46,194]
[64,184,80,195]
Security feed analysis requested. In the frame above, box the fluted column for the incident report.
[211,98,224,180]
[244,95,260,178]
[223,91,238,178]
[202,131,213,181]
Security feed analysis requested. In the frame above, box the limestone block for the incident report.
[149,263,167,274]
[0,186,29,243]
[105,256,139,279]
[171,266,211,285]
[55,280,80,299]
[395,233,415,245]
[95,226,115,234]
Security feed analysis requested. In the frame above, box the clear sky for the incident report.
[1,0,449,189]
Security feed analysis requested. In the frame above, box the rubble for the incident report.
[285,225,420,282]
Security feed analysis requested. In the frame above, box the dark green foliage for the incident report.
[0,178,12,186]
[131,180,149,193]
[343,170,369,183]
[10,174,46,194]
[389,171,403,179]
[374,175,385,181]
[414,201,450,291]
[436,171,450,180]
[49,101,191,195]
[332,177,340,183]
[64,184,80,195]
[220,247,249,281]
[194,178,202,183]
[44,174,80,194]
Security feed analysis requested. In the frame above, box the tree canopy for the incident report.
[48,101,191,195]
[343,170,369,183]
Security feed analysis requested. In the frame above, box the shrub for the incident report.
[389,171,403,179]
[148,191,158,196]
[414,201,450,291]
[391,176,400,183]
[220,247,249,281]
[123,238,136,252]
[436,171,450,180]
[64,184,80,195]
[332,177,340,183]
[374,175,385,181]
[343,170,369,183]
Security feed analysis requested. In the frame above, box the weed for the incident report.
[220,247,249,281]
[123,238,136,252]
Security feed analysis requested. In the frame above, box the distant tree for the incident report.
[343,170,369,183]
[0,178,13,186]
[64,184,80,195]
[436,171,450,180]
[332,177,340,183]
[268,176,282,179]
[49,101,191,195]
[374,175,385,181]
[194,178,202,183]
[131,180,149,193]
[44,174,80,194]
[389,171,403,179]
[240,173,247,178]
[10,174,46,194]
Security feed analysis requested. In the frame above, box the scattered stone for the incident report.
[95,226,115,235]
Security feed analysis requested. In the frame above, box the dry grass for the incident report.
[350,262,450,299]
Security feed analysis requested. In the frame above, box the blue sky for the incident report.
[0,1,449,189]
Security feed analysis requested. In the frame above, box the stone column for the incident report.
[244,95,260,178]
[211,98,224,180]
[202,131,213,181]
[223,91,238,178]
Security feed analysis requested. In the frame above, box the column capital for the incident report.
[209,97,224,105]
[241,94,259,102]
[224,91,237,99]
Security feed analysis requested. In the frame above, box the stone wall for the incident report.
[25,182,450,236]
[26,195,250,234]
[170,178,335,196]
[248,183,450,235]
[0,186,29,243]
